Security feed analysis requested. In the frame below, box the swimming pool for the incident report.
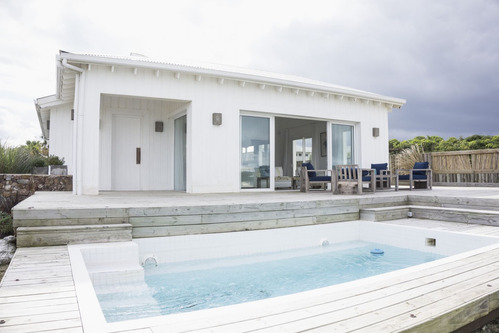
[69,221,498,332]
[99,241,445,322]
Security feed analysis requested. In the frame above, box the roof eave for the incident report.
[34,99,48,140]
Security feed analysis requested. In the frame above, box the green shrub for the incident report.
[0,140,65,173]
[46,155,65,166]
[31,157,47,168]
[0,143,32,174]
[0,212,13,238]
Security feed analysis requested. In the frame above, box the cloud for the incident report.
[0,0,497,145]
[248,0,498,139]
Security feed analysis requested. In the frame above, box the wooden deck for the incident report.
[12,187,499,247]
[0,218,497,332]
[0,246,82,332]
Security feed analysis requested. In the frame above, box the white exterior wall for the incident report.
[48,105,74,174]
[75,64,392,194]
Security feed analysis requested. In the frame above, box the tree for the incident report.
[24,138,48,157]
[389,135,499,154]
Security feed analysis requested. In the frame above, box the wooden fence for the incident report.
[390,149,499,186]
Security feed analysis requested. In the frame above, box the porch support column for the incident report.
[75,77,100,195]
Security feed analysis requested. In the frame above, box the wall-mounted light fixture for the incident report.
[71,109,74,121]
[372,127,379,137]
[46,120,50,130]
[155,121,164,132]
[212,113,222,126]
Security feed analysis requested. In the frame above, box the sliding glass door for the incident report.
[241,116,270,189]
[331,124,354,167]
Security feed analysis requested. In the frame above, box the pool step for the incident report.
[79,242,144,286]
[16,224,132,247]
[360,205,499,226]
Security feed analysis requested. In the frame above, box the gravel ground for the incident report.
[472,318,499,333]
[0,264,7,280]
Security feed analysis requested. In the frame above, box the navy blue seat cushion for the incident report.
[399,162,429,180]
[413,162,429,176]
[398,174,428,180]
[310,176,331,182]
[259,166,270,177]
[361,169,371,181]
[371,163,388,175]
[302,162,317,178]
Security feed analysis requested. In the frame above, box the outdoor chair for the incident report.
[370,163,393,189]
[275,166,293,189]
[300,163,334,192]
[396,161,432,190]
[334,165,375,194]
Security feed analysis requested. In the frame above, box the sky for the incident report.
[0,0,498,146]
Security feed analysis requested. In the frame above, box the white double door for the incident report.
[109,112,186,191]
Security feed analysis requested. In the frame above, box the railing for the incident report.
[390,149,499,186]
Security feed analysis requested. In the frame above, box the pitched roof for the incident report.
[58,51,406,108]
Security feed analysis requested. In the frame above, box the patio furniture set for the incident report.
[298,162,432,194]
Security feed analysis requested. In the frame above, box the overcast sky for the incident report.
[0,0,498,146]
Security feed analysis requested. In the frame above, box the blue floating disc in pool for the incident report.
[370,248,384,255]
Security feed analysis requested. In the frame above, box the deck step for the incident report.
[408,195,499,211]
[16,224,132,247]
[360,206,410,221]
[14,217,129,227]
[360,205,499,226]
[410,206,498,226]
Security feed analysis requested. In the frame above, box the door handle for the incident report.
[136,147,141,164]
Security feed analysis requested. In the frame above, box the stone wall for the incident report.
[0,174,73,207]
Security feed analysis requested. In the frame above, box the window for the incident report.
[331,124,354,167]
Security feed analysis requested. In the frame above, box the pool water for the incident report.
[96,241,444,322]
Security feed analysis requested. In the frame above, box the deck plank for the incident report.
[0,318,83,332]
[1,310,81,327]
[0,290,76,304]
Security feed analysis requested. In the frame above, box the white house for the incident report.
[35,51,405,195]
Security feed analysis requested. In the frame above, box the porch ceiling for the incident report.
[100,94,189,114]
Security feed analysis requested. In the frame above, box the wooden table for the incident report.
[375,174,398,190]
